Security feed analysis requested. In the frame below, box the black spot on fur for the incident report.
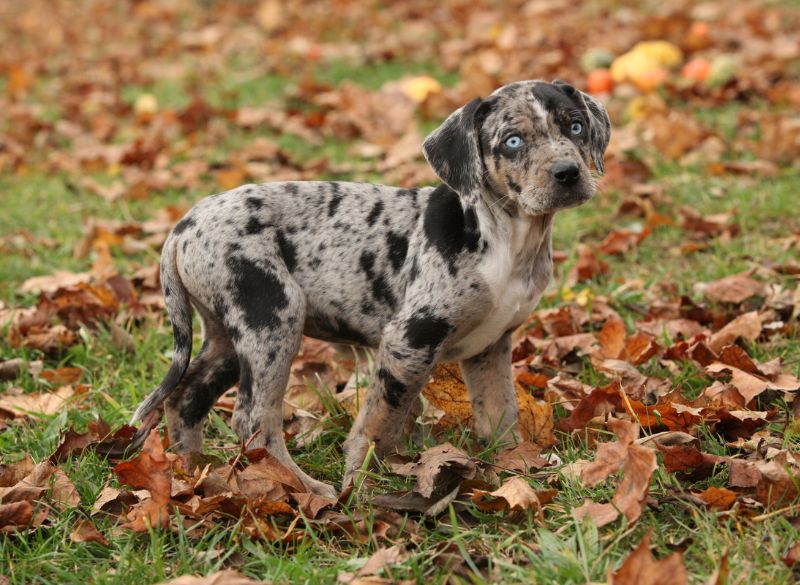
[179,354,240,427]
[405,308,452,351]
[386,232,409,272]
[507,179,522,194]
[164,285,171,297]
[246,216,267,235]
[372,275,396,309]
[328,182,343,216]
[245,197,264,212]
[227,256,287,330]
[379,368,406,409]
[286,183,299,195]
[423,185,481,273]
[173,215,196,236]
[359,251,376,280]
[276,230,297,272]
[367,201,384,227]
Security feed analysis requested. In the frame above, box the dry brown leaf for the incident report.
[575,419,657,527]
[694,486,737,510]
[708,312,763,353]
[472,476,544,517]
[610,532,688,585]
[153,571,270,585]
[698,273,765,304]
[597,318,627,359]
[391,443,475,499]
[0,385,75,418]
[70,519,109,546]
[493,442,549,473]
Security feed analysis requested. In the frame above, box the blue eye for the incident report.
[504,135,523,150]
[570,121,583,136]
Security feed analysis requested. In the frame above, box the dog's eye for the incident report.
[504,135,524,150]
[570,121,583,136]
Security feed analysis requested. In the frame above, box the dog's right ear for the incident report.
[422,97,487,205]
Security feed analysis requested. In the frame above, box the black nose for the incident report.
[550,161,580,186]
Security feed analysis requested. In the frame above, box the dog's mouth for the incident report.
[518,183,595,215]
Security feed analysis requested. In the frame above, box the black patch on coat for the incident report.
[423,185,481,273]
[328,182,343,216]
[379,367,406,409]
[359,251,376,280]
[276,230,297,273]
[164,285,171,297]
[285,183,299,195]
[507,179,522,193]
[386,231,409,272]
[245,216,267,235]
[372,275,397,309]
[245,197,264,212]
[173,216,196,236]
[367,200,383,227]
[179,354,240,427]
[227,256,287,330]
[405,308,452,351]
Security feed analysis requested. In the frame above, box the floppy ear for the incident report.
[578,91,611,175]
[422,97,485,204]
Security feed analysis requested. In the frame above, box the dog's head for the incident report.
[423,80,610,215]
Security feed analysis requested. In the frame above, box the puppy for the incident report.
[131,80,610,497]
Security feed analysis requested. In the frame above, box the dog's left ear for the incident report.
[422,97,487,204]
[553,80,611,175]
[580,91,611,175]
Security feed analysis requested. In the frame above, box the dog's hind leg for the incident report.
[164,302,239,453]
[226,260,336,498]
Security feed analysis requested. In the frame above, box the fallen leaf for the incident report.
[153,571,270,585]
[697,273,765,304]
[493,442,549,473]
[70,519,109,546]
[472,476,544,517]
[575,418,657,527]
[694,486,737,510]
[610,531,688,585]
[0,385,75,418]
[391,443,475,499]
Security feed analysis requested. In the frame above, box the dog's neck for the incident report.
[472,188,554,281]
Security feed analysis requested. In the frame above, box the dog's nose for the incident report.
[550,161,580,186]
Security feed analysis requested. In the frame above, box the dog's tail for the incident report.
[130,234,193,436]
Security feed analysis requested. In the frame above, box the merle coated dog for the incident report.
[131,79,611,497]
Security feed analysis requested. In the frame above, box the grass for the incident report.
[2,59,800,585]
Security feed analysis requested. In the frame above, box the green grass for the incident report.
[2,56,800,585]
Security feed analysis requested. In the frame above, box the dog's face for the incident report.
[423,80,611,215]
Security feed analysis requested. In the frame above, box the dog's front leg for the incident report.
[342,325,439,488]
[460,331,520,445]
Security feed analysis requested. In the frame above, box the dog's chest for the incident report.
[445,215,551,361]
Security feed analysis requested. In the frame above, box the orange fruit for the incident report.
[587,68,614,94]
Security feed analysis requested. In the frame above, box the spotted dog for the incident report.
[131,79,611,497]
